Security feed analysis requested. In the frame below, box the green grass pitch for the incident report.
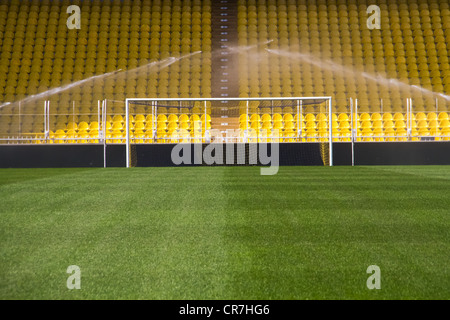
[1,166,449,299]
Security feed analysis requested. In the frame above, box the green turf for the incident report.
[1,166,449,299]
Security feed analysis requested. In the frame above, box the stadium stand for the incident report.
[0,0,448,143]
[236,0,449,141]
[237,0,449,110]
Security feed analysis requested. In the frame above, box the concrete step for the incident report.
[211,0,239,100]
[211,116,239,132]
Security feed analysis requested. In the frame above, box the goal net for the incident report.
[125,97,333,167]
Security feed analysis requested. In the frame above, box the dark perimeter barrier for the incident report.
[0,142,449,168]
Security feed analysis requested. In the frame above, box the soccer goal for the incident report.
[125,97,333,167]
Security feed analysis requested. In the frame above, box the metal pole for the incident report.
[410,98,413,131]
[297,99,299,141]
[154,101,158,141]
[97,100,101,142]
[103,99,107,168]
[18,101,21,135]
[435,98,438,140]
[354,99,358,166]
[126,99,130,168]
[43,101,46,143]
[151,101,154,140]
[406,98,409,140]
[42,100,45,143]
[246,100,249,143]
[355,98,358,143]
[47,100,50,141]
[204,100,207,142]
[329,97,333,166]
[350,98,354,166]
[44,100,50,142]
[300,100,302,142]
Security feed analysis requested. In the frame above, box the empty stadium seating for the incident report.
[237,0,449,113]
[0,0,449,144]
[239,109,450,142]
[0,0,212,140]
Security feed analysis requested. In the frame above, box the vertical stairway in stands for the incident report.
[210,0,240,137]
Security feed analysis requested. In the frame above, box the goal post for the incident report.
[125,97,333,168]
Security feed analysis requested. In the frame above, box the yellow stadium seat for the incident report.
[179,114,189,123]
[373,128,384,142]
[372,112,385,125]
[168,122,178,130]
[393,113,405,121]
[239,114,249,122]
[384,128,396,142]
[190,121,202,130]
[273,121,284,130]
[54,129,66,144]
[396,129,408,141]
[283,114,294,122]
[134,122,145,131]
[360,129,373,142]
[190,114,200,122]
[305,113,316,122]
[360,113,371,121]
[261,114,271,122]
[112,122,123,131]
[383,120,395,129]
[113,115,124,123]
[157,122,167,130]
[66,122,78,131]
[135,114,146,123]
[338,113,349,122]
[417,120,428,129]
[415,112,427,121]
[168,114,178,122]
[438,112,449,121]
[427,112,438,121]
[272,113,283,122]
[395,120,406,129]
[261,120,272,130]
[89,122,100,131]
[339,129,351,142]
[201,114,211,122]
[440,120,450,129]
[78,122,89,131]
[285,121,295,130]
[157,114,167,122]
[441,128,450,141]
[306,120,316,129]
[428,120,439,129]
[360,120,372,129]
[250,114,260,122]
[250,121,261,130]
[372,120,383,129]
[339,121,350,130]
